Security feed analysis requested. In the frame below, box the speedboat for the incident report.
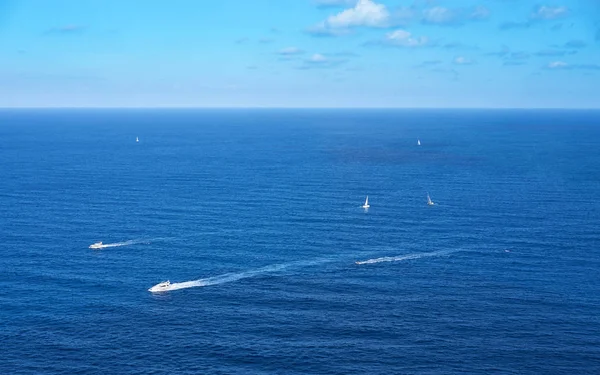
[89,242,104,249]
[149,280,171,293]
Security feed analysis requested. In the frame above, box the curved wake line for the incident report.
[150,258,331,293]
[355,249,462,265]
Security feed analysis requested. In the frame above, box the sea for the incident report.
[1,109,599,374]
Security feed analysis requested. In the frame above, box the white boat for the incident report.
[362,196,370,209]
[427,193,435,206]
[136,136,139,143]
[417,139,421,146]
[89,241,104,249]
[149,280,171,293]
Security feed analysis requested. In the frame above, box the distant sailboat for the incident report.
[362,196,370,209]
[427,193,435,206]
[417,139,421,146]
[136,136,139,143]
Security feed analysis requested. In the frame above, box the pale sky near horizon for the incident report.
[1,0,599,108]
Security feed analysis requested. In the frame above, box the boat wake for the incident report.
[355,249,462,265]
[149,259,330,293]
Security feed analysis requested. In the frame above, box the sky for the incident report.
[0,0,599,108]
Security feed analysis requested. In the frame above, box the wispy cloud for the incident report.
[442,42,479,50]
[453,56,474,65]
[470,6,491,21]
[421,6,490,26]
[500,5,569,31]
[534,49,576,57]
[546,61,600,70]
[531,5,569,20]
[485,46,530,64]
[373,29,430,47]
[563,40,586,49]
[503,61,527,66]
[499,21,532,30]
[278,47,304,56]
[485,45,510,57]
[235,37,249,44]
[297,53,349,69]
[259,37,274,44]
[414,60,442,68]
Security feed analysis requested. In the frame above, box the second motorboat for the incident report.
[148,280,172,293]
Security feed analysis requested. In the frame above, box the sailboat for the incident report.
[136,136,139,143]
[427,193,435,206]
[417,139,421,146]
[362,196,370,209]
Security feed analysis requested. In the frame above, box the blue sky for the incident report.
[0,0,599,108]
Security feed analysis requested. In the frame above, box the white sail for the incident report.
[417,139,421,146]
[362,196,370,208]
[136,136,139,142]
[427,193,434,206]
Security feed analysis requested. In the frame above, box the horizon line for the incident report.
[1,106,599,110]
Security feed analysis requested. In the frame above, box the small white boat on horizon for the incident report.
[362,196,370,209]
[149,280,171,293]
[417,139,421,146]
[427,193,435,206]
[136,136,139,143]
[89,242,104,249]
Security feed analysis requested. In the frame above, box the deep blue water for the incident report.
[1,109,599,374]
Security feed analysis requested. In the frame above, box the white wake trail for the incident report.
[92,239,154,249]
[355,249,462,265]
[149,259,330,293]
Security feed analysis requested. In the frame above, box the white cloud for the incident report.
[327,0,389,28]
[297,53,350,69]
[453,56,473,65]
[470,6,491,20]
[309,53,328,62]
[384,29,429,47]
[548,61,568,69]
[422,7,456,24]
[308,0,391,35]
[532,6,568,20]
[278,47,304,55]
[422,5,490,25]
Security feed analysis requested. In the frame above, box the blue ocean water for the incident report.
[1,109,599,374]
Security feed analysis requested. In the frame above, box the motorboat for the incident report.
[89,242,104,249]
[149,280,171,293]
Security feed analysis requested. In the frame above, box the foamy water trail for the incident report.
[150,258,331,292]
[355,249,462,265]
[91,239,154,249]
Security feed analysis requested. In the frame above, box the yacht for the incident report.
[136,136,139,143]
[362,196,370,209]
[417,139,421,146]
[89,242,104,249]
[427,193,435,206]
[149,280,171,293]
